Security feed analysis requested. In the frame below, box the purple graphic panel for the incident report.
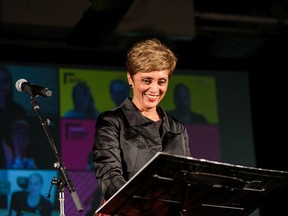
[186,124,221,161]
[61,119,96,170]
[63,171,102,216]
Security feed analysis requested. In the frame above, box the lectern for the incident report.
[96,152,288,216]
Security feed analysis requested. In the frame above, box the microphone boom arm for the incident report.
[30,95,84,214]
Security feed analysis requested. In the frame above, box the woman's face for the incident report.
[128,70,169,111]
[28,174,42,196]
[12,125,30,149]
[74,86,90,108]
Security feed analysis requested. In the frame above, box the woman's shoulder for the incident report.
[96,106,125,125]
[99,106,123,117]
[165,114,187,132]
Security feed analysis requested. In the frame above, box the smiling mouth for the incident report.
[145,94,159,99]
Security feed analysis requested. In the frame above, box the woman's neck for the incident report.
[27,194,41,207]
[14,148,27,159]
[131,99,160,121]
[140,110,160,122]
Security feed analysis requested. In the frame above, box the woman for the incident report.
[92,39,191,205]
[64,81,100,119]
[7,118,37,169]
[0,66,26,168]
[9,173,53,216]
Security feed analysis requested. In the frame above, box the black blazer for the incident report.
[93,98,190,200]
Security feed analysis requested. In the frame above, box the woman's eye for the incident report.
[158,79,167,86]
[142,78,151,84]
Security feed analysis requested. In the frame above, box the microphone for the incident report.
[15,79,52,97]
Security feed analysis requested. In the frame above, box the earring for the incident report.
[129,84,133,88]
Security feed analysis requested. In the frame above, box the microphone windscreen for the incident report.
[15,78,28,92]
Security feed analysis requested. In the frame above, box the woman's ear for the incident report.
[127,73,133,87]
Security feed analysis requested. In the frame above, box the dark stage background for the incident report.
[1,1,288,215]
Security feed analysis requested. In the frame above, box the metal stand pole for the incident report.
[59,190,65,216]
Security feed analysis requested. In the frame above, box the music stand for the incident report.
[96,152,288,216]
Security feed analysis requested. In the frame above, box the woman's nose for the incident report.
[149,83,159,93]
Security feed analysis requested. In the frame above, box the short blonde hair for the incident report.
[126,39,177,78]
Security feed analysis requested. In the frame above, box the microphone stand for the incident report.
[29,95,84,215]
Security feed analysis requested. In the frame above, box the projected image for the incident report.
[61,119,96,170]
[63,81,100,119]
[59,67,130,117]
[0,169,59,216]
[161,74,220,161]
[0,67,60,170]
[0,115,60,170]
[4,64,59,117]
[166,83,209,124]
[5,118,37,169]
[109,79,130,107]
[59,68,131,170]
[0,170,9,213]
[161,74,218,124]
